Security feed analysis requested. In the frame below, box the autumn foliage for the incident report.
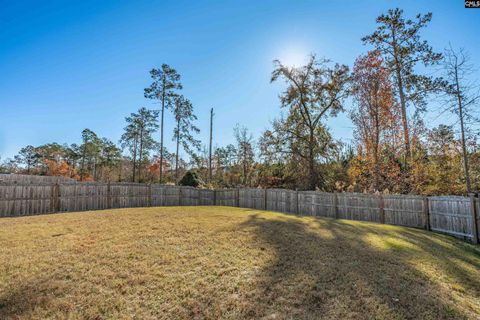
[44,159,80,180]
[348,50,404,192]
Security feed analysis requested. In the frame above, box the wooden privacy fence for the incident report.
[0,183,479,243]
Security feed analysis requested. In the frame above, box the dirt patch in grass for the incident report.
[0,206,479,319]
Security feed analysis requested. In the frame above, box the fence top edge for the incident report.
[382,194,424,200]
[267,188,298,192]
[0,182,474,201]
[429,196,470,201]
[0,182,62,187]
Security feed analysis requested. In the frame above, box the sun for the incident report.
[276,43,309,67]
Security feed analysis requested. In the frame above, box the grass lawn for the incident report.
[0,207,479,319]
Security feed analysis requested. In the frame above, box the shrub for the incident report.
[179,170,203,187]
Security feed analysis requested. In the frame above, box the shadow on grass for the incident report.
[1,208,478,319]
[236,213,480,319]
[356,223,480,291]
[0,277,61,319]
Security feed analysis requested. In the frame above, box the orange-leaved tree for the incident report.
[350,50,402,192]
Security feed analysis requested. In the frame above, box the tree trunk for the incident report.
[209,108,213,183]
[243,146,247,185]
[374,106,380,191]
[308,129,316,190]
[132,136,137,183]
[455,64,472,193]
[397,68,410,164]
[70,160,75,178]
[391,29,411,169]
[93,157,97,181]
[159,84,166,184]
[80,144,87,181]
[138,126,144,183]
[175,119,180,184]
[118,161,123,182]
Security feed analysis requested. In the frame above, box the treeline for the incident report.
[0,123,256,187]
[2,8,479,195]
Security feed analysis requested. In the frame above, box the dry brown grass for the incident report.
[0,206,479,319]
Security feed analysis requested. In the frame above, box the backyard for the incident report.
[0,206,479,319]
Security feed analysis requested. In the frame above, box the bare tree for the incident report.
[268,55,349,190]
[442,45,480,193]
[234,124,255,186]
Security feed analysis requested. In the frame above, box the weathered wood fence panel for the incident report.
[151,184,173,206]
[429,196,473,239]
[61,183,105,212]
[383,195,425,228]
[151,184,165,206]
[168,186,182,206]
[181,187,212,206]
[109,183,149,209]
[239,188,266,210]
[178,187,193,206]
[198,189,215,206]
[0,181,478,243]
[298,191,335,217]
[215,189,237,207]
[0,183,54,217]
[337,193,381,222]
[266,189,297,214]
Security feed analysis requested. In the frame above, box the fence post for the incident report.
[194,188,199,206]
[469,194,478,244]
[264,188,268,210]
[9,184,15,216]
[50,184,56,213]
[296,190,299,215]
[378,194,385,224]
[107,182,112,209]
[54,183,60,212]
[148,184,152,207]
[423,197,430,231]
[213,189,217,206]
[178,187,182,206]
[235,188,239,207]
[160,185,165,207]
[333,192,339,219]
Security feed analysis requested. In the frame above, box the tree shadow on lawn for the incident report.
[2,209,479,319]
[236,213,480,319]
[0,276,64,319]
[356,223,480,292]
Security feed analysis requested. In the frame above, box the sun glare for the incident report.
[276,43,309,67]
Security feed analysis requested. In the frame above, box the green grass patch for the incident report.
[1,206,479,319]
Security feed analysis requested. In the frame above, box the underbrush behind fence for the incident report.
[0,182,478,243]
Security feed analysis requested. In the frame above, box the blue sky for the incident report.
[1,0,479,159]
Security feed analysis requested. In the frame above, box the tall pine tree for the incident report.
[172,95,200,183]
[362,9,444,178]
[144,64,182,183]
